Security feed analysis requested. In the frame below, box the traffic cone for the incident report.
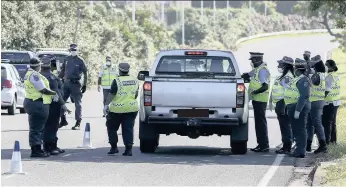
[3,141,26,175]
[77,123,93,149]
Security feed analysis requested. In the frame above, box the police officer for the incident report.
[59,44,88,130]
[98,56,117,116]
[323,59,341,144]
[40,57,71,155]
[284,58,311,158]
[103,63,139,156]
[306,55,328,154]
[24,58,58,157]
[269,56,294,154]
[241,52,271,152]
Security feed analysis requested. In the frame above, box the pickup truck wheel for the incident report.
[140,139,158,153]
[19,108,26,114]
[231,141,247,155]
[8,99,16,115]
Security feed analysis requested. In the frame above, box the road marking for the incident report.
[257,155,285,187]
[62,153,71,157]
[4,175,15,179]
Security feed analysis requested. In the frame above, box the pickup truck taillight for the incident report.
[143,82,152,106]
[236,83,245,108]
[2,80,12,89]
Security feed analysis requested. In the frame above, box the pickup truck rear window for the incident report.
[1,52,31,64]
[155,56,236,75]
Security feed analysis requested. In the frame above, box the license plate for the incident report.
[177,109,209,118]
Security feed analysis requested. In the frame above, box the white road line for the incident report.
[4,175,15,179]
[257,155,285,187]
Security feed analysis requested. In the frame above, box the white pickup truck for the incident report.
[137,50,249,154]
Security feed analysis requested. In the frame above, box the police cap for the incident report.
[294,58,308,69]
[41,57,52,67]
[29,57,42,67]
[69,43,77,51]
[118,62,130,72]
[106,56,111,61]
[304,51,311,55]
[278,56,294,65]
[310,55,322,66]
[249,52,264,60]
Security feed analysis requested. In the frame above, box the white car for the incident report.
[1,62,26,115]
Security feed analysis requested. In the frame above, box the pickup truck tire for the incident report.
[231,141,247,155]
[140,139,158,153]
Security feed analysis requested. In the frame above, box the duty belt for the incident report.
[66,78,80,83]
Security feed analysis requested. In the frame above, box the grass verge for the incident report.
[320,48,346,186]
[237,32,329,47]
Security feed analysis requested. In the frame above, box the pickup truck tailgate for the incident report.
[151,80,237,108]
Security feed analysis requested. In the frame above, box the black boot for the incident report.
[306,140,312,152]
[49,143,60,155]
[107,144,119,155]
[275,143,291,154]
[122,145,133,156]
[30,145,50,158]
[72,120,81,130]
[54,140,65,153]
[250,145,269,152]
[59,115,68,128]
[314,139,328,154]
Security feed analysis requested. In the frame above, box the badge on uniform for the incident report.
[33,74,40,81]
[284,76,292,84]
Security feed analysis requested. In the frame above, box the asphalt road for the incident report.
[1,34,339,186]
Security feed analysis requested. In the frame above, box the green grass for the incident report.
[321,48,346,186]
[237,32,329,47]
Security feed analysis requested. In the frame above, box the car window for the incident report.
[6,66,15,80]
[1,52,31,64]
[11,66,21,80]
[156,56,236,75]
[1,67,8,79]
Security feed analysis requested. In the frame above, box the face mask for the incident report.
[294,69,300,76]
[278,68,283,73]
[250,63,254,68]
[106,61,111,66]
[71,51,77,56]
[310,68,315,74]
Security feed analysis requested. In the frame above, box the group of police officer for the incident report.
[24,43,139,157]
[242,51,340,158]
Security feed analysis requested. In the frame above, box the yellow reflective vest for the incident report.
[24,70,53,104]
[310,72,326,102]
[325,72,341,102]
[248,64,271,102]
[101,66,117,87]
[109,76,139,113]
[271,72,294,104]
[284,75,304,105]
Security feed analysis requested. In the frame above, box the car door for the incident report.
[9,65,25,106]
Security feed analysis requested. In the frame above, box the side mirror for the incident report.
[137,71,149,81]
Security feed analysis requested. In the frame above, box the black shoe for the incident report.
[250,145,269,152]
[250,145,260,152]
[107,144,119,155]
[289,152,305,158]
[306,140,312,152]
[44,142,60,155]
[54,141,65,153]
[122,145,133,156]
[59,115,68,128]
[30,145,50,158]
[275,143,291,154]
[314,140,328,154]
[72,120,81,130]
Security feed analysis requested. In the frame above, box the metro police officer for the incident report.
[41,56,71,155]
[284,58,311,158]
[241,52,271,152]
[24,58,58,157]
[103,63,139,156]
[59,44,88,130]
[270,56,294,154]
[98,56,117,116]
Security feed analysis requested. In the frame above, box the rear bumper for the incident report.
[147,116,240,135]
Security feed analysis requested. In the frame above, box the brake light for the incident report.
[143,82,152,106]
[184,51,207,56]
[236,83,245,108]
[2,80,13,89]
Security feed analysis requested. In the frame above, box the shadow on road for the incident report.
[1,146,296,166]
